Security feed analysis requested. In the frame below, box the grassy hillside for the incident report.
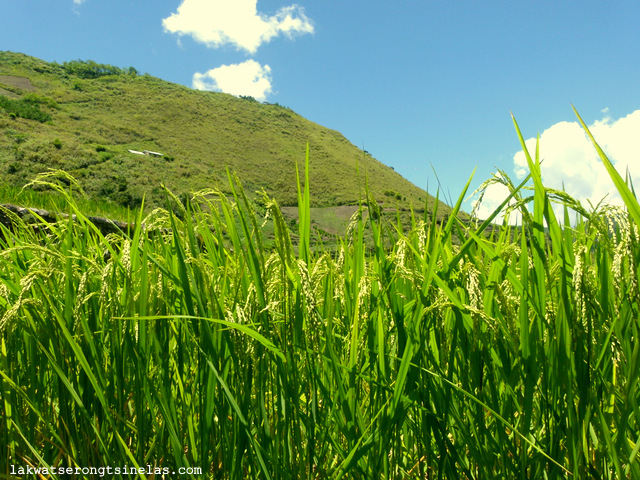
[0,52,440,224]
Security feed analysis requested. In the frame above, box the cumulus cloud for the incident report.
[192,60,273,101]
[473,109,640,223]
[163,0,314,54]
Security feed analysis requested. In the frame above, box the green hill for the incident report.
[0,51,446,228]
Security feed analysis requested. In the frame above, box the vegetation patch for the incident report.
[0,94,52,122]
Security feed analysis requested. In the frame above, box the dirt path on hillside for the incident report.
[0,75,36,98]
[281,205,360,222]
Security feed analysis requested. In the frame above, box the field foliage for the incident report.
[1,119,639,478]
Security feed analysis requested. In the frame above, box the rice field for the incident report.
[1,115,639,478]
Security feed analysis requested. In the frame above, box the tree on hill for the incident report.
[62,60,138,79]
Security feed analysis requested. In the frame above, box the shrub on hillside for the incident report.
[98,175,141,209]
[23,93,59,110]
[0,95,51,123]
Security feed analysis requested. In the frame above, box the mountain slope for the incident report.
[0,52,443,220]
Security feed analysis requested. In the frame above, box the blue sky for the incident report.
[2,1,639,215]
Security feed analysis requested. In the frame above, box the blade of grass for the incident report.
[573,106,640,227]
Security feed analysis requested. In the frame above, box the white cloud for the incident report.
[475,109,640,222]
[518,110,640,206]
[73,0,86,4]
[192,60,273,100]
[163,0,314,54]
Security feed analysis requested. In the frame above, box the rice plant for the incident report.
[0,116,639,478]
